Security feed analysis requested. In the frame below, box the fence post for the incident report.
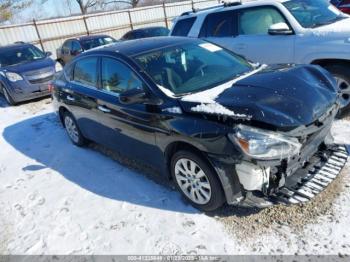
[162,2,169,29]
[128,10,134,30]
[82,15,90,35]
[33,19,45,52]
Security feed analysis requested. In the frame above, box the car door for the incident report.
[93,56,164,168]
[205,6,295,65]
[62,56,104,142]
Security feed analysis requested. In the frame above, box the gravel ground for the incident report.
[217,167,349,239]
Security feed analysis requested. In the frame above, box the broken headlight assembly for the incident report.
[229,125,302,160]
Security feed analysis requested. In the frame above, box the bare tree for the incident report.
[102,0,140,8]
[0,0,33,23]
[75,0,98,14]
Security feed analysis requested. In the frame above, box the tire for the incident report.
[1,85,16,106]
[63,111,86,146]
[324,64,350,115]
[57,59,65,66]
[170,150,225,211]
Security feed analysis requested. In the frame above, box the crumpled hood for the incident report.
[179,65,338,129]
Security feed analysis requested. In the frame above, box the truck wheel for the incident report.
[171,150,225,211]
[63,111,86,146]
[324,64,350,111]
[1,85,16,106]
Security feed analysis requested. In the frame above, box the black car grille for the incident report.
[29,75,54,84]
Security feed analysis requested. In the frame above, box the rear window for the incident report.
[171,17,196,36]
[80,36,116,50]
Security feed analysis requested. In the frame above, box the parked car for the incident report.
[331,0,350,14]
[170,0,350,114]
[56,34,117,65]
[0,42,58,105]
[120,26,170,40]
[52,37,348,211]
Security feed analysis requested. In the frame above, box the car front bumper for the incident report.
[239,144,349,208]
[5,81,51,103]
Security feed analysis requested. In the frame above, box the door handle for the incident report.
[67,95,75,101]
[98,105,111,113]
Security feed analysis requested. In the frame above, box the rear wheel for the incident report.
[0,85,16,106]
[171,150,225,211]
[324,64,350,111]
[63,111,86,146]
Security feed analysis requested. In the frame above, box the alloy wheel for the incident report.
[64,115,80,144]
[335,76,350,108]
[174,158,212,205]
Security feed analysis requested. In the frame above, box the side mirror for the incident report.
[119,88,147,105]
[268,23,293,35]
[45,51,52,57]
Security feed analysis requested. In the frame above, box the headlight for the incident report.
[6,72,23,82]
[55,62,63,72]
[229,125,301,160]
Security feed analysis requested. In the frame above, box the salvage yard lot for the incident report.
[0,97,349,255]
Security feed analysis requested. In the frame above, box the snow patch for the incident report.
[162,107,182,114]
[157,84,176,98]
[191,103,251,119]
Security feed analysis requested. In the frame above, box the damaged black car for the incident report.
[51,37,348,211]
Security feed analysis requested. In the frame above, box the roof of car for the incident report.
[178,0,288,18]
[125,26,169,33]
[0,42,33,51]
[76,34,112,41]
[87,36,198,57]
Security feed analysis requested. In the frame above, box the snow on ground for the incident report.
[0,97,349,255]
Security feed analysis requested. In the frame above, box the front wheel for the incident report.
[171,150,225,211]
[63,111,86,146]
[324,64,350,112]
[1,85,16,106]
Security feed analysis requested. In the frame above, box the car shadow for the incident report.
[3,112,269,217]
[3,112,200,213]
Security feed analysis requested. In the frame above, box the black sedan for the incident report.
[51,37,348,211]
[120,26,170,40]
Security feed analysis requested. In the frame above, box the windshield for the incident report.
[283,0,346,28]
[134,42,252,96]
[81,36,116,50]
[0,45,46,67]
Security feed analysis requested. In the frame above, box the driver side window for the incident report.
[239,7,287,35]
[101,57,143,95]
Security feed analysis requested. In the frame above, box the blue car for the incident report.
[0,42,58,105]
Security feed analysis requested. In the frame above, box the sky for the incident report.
[16,0,135,23]
[19,0,81,22]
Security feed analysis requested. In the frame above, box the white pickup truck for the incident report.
[170,0,350,112]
